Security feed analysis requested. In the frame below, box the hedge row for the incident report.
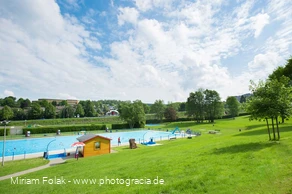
[146,113,251,124]
[0,128,10,136]
[146,118,193,124]
[112,122,145,129]
[22,124,106,134]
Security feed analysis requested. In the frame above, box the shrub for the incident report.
[0,128,10,136]
[22,124,106,135]
[112,122,145,129]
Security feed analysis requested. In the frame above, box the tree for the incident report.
[59,100,68,106]
[60,105,74,118]
[143,103,150,114]
[84,100,96,117]
[51,101,57,106]
[151,100,165,122]
[246,78,292,141]
[186,89,205,123]
[1,105,14,120]
[239,95,246,103]
[226,96,240,117]
[39,100,49,108]
[13,108,27,120]
[44,103,56,119]
[21,99,31,108]
[269,56,292,81]
[164,107,177,121]
[119,100,146,128]
[28,103,43,119]
[75,104,85,117]
[179,102,186,112]
[2,96,16,107]
[17,98,24,108]
[204,89,223,122]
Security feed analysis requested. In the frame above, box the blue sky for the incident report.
[0,0,291,103]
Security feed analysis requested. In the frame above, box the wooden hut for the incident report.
[77,134,111,157]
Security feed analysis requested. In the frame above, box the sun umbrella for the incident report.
[71,142,85,147]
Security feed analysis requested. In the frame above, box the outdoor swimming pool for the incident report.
[0,130,175,157]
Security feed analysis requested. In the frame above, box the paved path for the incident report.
[0,158,66,181]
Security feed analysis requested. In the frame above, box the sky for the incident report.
[0,0,291,103]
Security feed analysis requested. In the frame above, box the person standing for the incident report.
[118,137,121,146]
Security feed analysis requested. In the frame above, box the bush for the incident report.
[239,112,250,116]
[112,122,145,129]
[0,128,10,136]
[22,124,106,135]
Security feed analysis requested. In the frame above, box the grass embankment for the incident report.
[7,112,187,127]
[1,116,292,193]
[0,158,49,177]
[8,116,124,127]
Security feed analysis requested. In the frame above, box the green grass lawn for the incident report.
[1,116,292,193]
[0,158,49,177]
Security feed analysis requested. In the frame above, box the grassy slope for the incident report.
[0,158,49,177]
[1,116,292,194]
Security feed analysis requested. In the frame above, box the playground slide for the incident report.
[172,127,180,134]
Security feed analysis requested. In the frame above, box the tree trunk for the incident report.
[281,116,285,123]
[271,117,276,140]
[276,117,280,140]
[265,118,271,141]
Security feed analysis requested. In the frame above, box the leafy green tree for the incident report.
[186,89,205,123]
[269,56,292,81]
[2,96,16,107]
[143,103,150,114]
[179,102,186,111]
[84,100,96,117]
[204,89,223,122]
[239,95,246,103]
[119,100,146,128]
[39,100,49,107]
[21,99,31,108]
[60,105,74,118]
[167,102,180,111]
[44,103,56,119]
[164,107,177,121]
[1,105,14,120]
[59,100,68,106]
[17,98,24,108]
[226,96,240,117]
[151,100,165,122]
[13,108,27,120]
[28,103,43,119]
[51,101,57,106]
[246,78,292,140]
[75,104,85,117]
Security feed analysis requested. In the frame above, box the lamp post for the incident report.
[2,120,10,166]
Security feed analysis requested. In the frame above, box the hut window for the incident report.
[94,142,101,150]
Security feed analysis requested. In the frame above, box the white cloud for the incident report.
[250,12,270,38]
[0,0,291,103]
[134,0,174,12]
[0,0,108,100]
[117,7,139,26]
[4,90,14,97]
[58,93,77,100]
[248,52,282,76]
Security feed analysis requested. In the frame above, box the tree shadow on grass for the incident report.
[234,126,292,137]
[213,142,278,155]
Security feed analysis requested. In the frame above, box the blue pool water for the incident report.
[0,130,173,157]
